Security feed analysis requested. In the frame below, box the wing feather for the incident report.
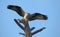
[29,13,48,21]
[7,5,25,17]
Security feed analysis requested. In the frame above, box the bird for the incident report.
[7,5,48,23]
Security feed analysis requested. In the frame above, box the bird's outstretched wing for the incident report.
[7,5,25,17]
[29,13,48,21]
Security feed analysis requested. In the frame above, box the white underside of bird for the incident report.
[24,13,29,20]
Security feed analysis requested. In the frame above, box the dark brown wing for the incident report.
[29,13,48,21]
[7,5,25,17]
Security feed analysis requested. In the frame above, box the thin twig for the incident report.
[14,19,24,30]
[32,27,46,35]
[31,27,35,31]
[18,19,22,23]
[19,32,25,36]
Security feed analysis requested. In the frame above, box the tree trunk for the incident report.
[21,19,32,37]
[24,24,32,37]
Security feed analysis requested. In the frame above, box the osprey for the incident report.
[7,5,48,23]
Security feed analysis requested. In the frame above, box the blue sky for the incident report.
[0,0,60,37]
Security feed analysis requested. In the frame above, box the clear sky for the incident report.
[0,0,60,37]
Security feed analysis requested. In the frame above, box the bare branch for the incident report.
[32,27,46,35]
[18,19,22,23]
[14,19,24,30]
[31,27,35,31]
[19,32,25,36]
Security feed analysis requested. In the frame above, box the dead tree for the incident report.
[14,19,46,37]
